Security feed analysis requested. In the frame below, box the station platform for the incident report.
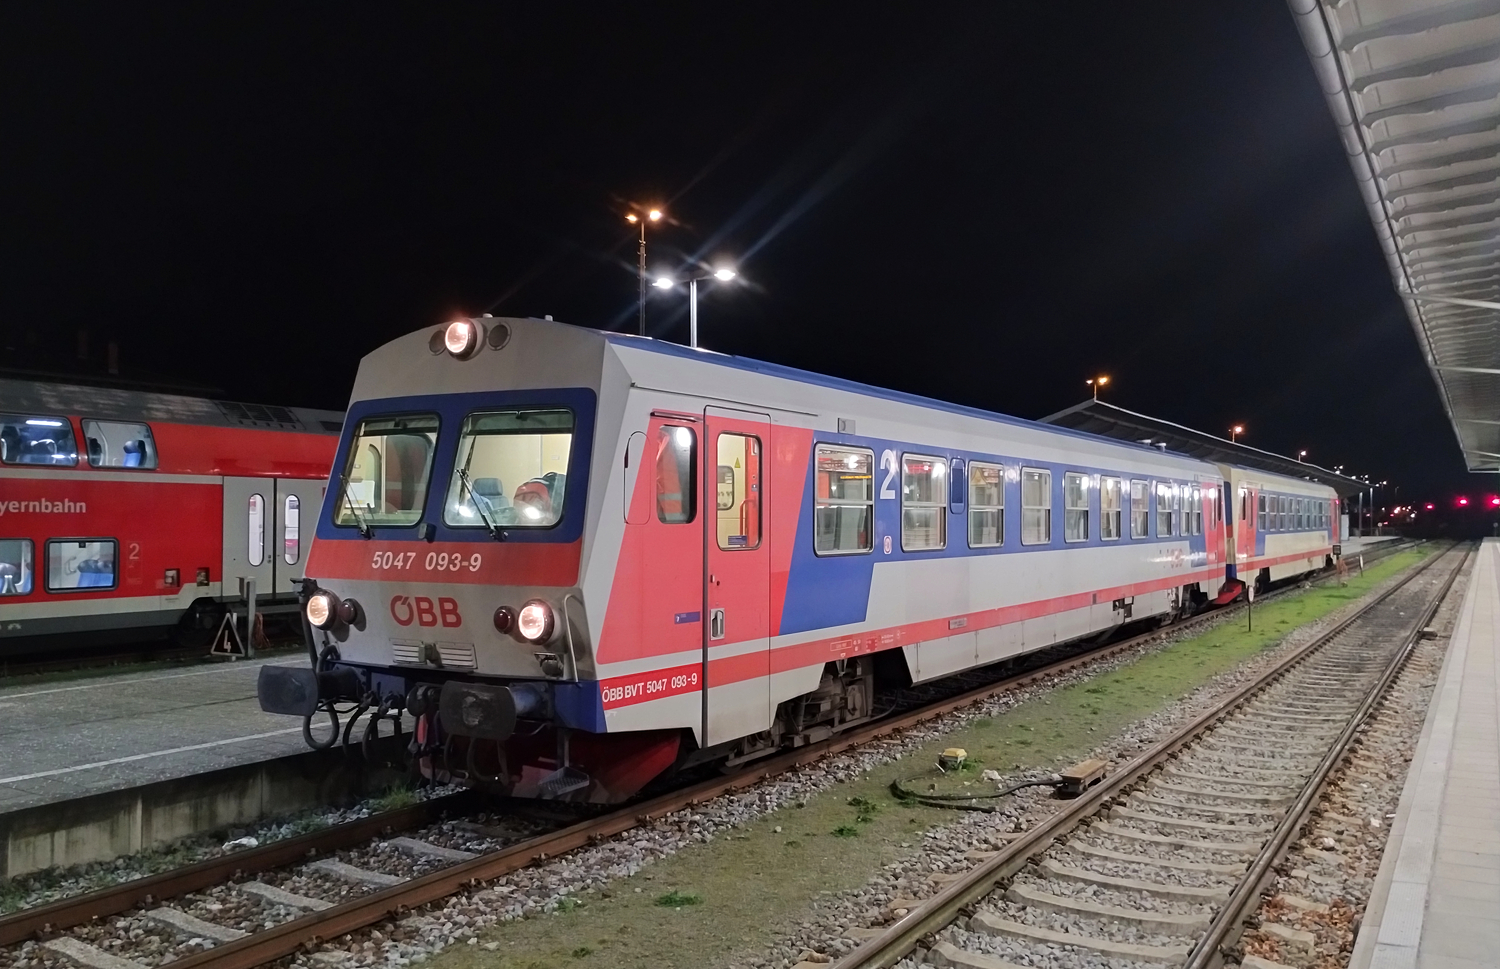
[0,654,314,815]
[1354,539,1500,969]
[1343,534,1402,556]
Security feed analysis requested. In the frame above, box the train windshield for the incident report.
[444,409,573,529]
[335,414,440,528]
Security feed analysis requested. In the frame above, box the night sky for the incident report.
[0,6,1473,506]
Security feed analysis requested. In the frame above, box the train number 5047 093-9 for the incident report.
[370,551,482,573]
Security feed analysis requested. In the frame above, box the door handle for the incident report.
[710,608,725,640]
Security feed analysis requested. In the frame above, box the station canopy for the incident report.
[1040,400,1371,497]
[1290,0,1500,471]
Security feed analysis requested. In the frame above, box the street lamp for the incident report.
[654,267,737,348]
[1230,425,1244,443]
[1297,450,1307,462]
[626,208,664,336]
[1086,375,1110,400]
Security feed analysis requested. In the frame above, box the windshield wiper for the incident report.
[338,472,372,539]
[457,467,504,541]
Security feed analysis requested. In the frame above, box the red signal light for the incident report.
[1490,496,1500,507]
[1458,497,1470,506]
[1425,503,1435,510]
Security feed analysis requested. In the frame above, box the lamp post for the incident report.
[655,268,738,347]
[1086,375,1110,400]
[1297,450,1307,462]
[1230,425,1244,443]
[626,208,664,336]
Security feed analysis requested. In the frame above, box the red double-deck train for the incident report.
[0,377,342,654]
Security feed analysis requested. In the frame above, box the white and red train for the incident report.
[0,378,341,652]
[257,316,1338,802]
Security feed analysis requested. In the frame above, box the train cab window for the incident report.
[82,420,157,469]
[715,433,761,550]
[0,539,34,596]
[248,494,266,566]
[1064,472,1089,543]
[45,538,117,592]
[283,495,300,565]
[0,414,77,466]
[1156,482,1176,537]
[967,462,1004,548]
[338,414,440,529]
[1258,494,1268,531]
[1130,479,1149,539]
[901,454,947,551]
[1100,476,1122,540]
[445,409,573,529]
[1021,468,1052,545]
[815,445,873,553]
[656,426,697,524]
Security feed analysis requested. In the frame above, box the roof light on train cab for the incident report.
[516,599,555,643]
[443,320,481,359]
[306,591,339,630]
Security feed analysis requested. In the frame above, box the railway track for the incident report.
[832,541,1469,969]
[0,541,1433,969]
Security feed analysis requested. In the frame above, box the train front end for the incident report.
[256,318,667,802]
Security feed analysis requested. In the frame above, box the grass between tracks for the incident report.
[434,548,1429,969]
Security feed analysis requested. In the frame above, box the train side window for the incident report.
[1063,472,1089,543]
[815,445,874,554]
[283,495,300,565]
[1130,479,1149,539]
[0,539,34,595]
[248,494,265,566]
[656,426,697,524]
[715,433,761,550]
[82,420,158,469]
[1021,468,1052,545]
[1279,496,1288,530]
[45,538,117,592]
[1100,476,1122,541]
[967,461,1004,547]
[1156,482,1175,537]
[1257,494,1267,531]
[901,454,947,551]
[0,413,77,466]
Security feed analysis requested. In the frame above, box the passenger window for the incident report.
[656,425,697,524]
[0,539,35,595]
[1258,494,1267,531]
[1130,479,1149,539]
[1186,486,1202,535]
[45,538,117,592]
[967,461,1004,548]
[338,414,440,528]
[283,495,300,565]
[1064,472,1089,543]
[82,420,157,469]
[1100,476,1122,540]
[901,454,947,551]
[0,413,77,466]
[1021,468,1052,545]
[715,433,761,550]
[1156,482,1175,537]
[248,494,265,566]
[815,445,874,554]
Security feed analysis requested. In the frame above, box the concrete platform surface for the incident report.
[1354,539,1500,969]
[0,654,317,814]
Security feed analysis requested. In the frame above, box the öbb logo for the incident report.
[389,595,462,628]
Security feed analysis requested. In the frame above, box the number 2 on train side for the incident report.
[879,449,898,500]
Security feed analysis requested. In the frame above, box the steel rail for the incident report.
[4,540,1430,964]
[828,542,1464,969]
[1183,543,1469,968]
[0,792,478,946]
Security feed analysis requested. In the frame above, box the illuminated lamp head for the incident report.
[443,319,481,359]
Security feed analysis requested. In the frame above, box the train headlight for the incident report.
[306,591,338,630]
[516,599,554,643]
[444,320,480,359]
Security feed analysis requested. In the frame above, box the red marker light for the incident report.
[1490,496,1499,507]
[1459,497,1470,506]
[1425,503,1435,510]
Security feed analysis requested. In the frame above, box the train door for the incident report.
[702,406,772,746]
[222,477,274,600]
[272,479,326,594]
